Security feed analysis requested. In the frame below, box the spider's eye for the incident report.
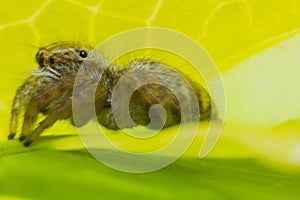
[79,50,88,58]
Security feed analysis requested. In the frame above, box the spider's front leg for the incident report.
[21,84,73,146]
[9,76,40,140]
[16,73,107,147]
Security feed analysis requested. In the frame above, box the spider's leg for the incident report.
[97,107,120,130]
[71,74,108,127]
[97,85,175,130]
[9,89,23,139]
[9,100,20,139]
[9,77,38,140]
[22,79,74,146]
[110,70,181,129]
[17,73,74,145]
[134,83,181,129]
[23,114,58,147]
[23,73,107,146]
[117,60,204,129]
[19,100,39,141]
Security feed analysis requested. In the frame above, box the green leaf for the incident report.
[1,150,300,199]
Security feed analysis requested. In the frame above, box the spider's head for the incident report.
[35,41,92,69]
[35,41,110,80]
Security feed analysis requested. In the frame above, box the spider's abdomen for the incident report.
[99,59,216,130]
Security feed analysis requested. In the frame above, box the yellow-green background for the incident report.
[1,0,300,199]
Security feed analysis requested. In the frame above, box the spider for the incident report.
[8,41,216,147]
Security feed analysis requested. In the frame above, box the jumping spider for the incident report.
[8,41,216,147]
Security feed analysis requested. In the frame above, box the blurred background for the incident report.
[0,0,300,199]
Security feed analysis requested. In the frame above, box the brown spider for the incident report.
[8,41,216,147]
